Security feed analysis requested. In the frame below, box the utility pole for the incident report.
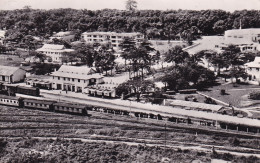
[164,123,166,152]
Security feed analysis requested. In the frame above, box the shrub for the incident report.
[249,91,260,100]
[220,89,225,95]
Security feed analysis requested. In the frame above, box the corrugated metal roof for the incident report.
[170,100,223,112]
[41,44,65,50]
[0,94,20,100]
[51,71,103,80]
[0,65,22,76]
[54,102,86,109]
[23,99,55,105]
[58,65,96,75]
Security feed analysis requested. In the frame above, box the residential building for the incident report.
[36,44,74,63]
[0,65,26,83]
[50,65,104,92]
[50,31,75,42]
[245,57,260,80]
[81,32,144,50]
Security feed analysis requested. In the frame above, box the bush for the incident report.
[220,89,225,95]
[248,91,260,100]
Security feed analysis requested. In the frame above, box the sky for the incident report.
[0,0,259,12]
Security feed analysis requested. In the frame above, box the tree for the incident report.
[94,46,116,76]
[125,0,137,11]
[119,37,136,68]
[164,46,189,65]
[72,43,96,67]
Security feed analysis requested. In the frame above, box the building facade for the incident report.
[245,57,260,81]
[81,32,144,50]
[50,65,104,92]
[36,44,74,63]
[0,65,26,84]
[50,31,75,42]
[0,30,6,44]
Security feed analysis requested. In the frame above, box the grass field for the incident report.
[0,105,260,162]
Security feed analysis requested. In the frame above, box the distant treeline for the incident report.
[1,8,260,40]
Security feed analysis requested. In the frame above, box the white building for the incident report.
[36,44,74,63]
[245,57,260,81]
[0,30,6,44]
[224,28,260,52]
[81,32,144,50]
[83,82,118,98]
[50,31,75,42]
[50,65,104,92]
[0,65,26,83]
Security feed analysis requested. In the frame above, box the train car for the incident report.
[0,94,22,107]
[23,99,55,111]
[16,86,40,96]
[2,84,40,96]
[53,102,87,115]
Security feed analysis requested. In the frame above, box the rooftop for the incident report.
[51,65,102,80]
[170,100,224,112]
[82,31,143,37]
[245,57,260,68]
[36,44,74,53]
[0,65,23,76]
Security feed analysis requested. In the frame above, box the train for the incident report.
[0,94,260,135]
[0,94,87,115]
[0,83,40,96]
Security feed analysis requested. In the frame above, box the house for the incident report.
[50,31,75,42]
[50,65,104,92]
[245,57,260,80]
[81,32,144,50]
[0,65,26,84]
[36,44,74,63]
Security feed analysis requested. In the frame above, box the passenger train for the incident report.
[0,94,260,134]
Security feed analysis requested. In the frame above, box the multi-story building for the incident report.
[0,65,26,84]
[81,32,144,50]
[224,28,260,52]
[50,65,104,92]
[50,31,75,42]
[36,44,74,63]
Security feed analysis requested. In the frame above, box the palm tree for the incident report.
[164,45,189,66]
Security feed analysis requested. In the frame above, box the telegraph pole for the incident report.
[164,123,166,152]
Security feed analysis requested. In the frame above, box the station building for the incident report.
[81,32,144,50]
[50,65,104,92]
[36,44,74,63]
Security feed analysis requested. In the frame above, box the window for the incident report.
[78,79,80,83]
[68,78,70,81]
[58,77,60,80]
[53,76,54,79]
[257,68,259,71]
[64,77,66,81]
[72,78,74,82]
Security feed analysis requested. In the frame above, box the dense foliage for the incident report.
[1,9,260,41]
